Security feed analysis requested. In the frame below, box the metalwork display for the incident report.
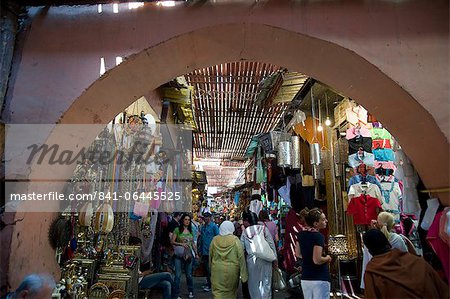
[291,135,301,169]
[310,143,321,165]
[277,140,292,168]
[328,234,349,260]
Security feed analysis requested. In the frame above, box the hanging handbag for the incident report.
[245,226,276,262]
[272,267,287,291]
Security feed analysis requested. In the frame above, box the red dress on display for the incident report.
[283,209,304,274]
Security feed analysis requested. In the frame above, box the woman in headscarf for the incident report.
[209,220,248,299]
[241,208,277,299]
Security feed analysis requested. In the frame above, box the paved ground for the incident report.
[173,276,290,299]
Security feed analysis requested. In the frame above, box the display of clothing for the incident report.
[348,182,382,200]
[370,127,392,141]
[249,199,263,216]
[346,194,382,225]
[346,106,368,125]
[394,150,420,216]
[283,209,304,274]
[374,161,396,171]
[427,211,450,285]
[347,136,373,155]
[379,181,402,221]
[348,151,375,168]
[346,125,371,139]
[347,174,382,193]
[439,207,450,246]
[372,139,392,149]
[373,148,395,162]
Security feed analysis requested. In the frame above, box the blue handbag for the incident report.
[373,148,395,161]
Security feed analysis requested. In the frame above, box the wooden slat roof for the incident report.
[186,61,307,162]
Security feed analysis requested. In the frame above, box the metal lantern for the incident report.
[291,136,301,169]
[310,143,321,165]
[277,141,292,168]
[328,234,349,260]
[321,149,331,170]
[334,138,349,164]
[313,164,323,180]
[93,203,114,234]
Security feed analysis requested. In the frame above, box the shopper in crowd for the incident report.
[168,212,182,238]
[363,229,448,299]
[233,217,243,238]
[297,208,331,299]
[171,213,199,299]
[259,209,279,245]
[241,208,277,299]
[130,236,174,299]
[209,220,248,298]
[165,212,183,272]
[198,212,219,292]
[361,211,408,289]
[139,271,175,299]
[6,273,55,299]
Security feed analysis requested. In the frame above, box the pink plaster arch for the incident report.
[59,23,449,202]
[5,22,449,289]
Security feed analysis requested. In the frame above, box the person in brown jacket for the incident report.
[363,229,448,299]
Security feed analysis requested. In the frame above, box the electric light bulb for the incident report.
[317,124,323,132]
[325,118,331,126]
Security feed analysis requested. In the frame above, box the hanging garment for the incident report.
[375,161,396,171]
[346,125,372,140]
[439,207,450,246]
[371,127,392,140]
[348,174,382,193]
[346,195,382,225]
[346,105,368,125]
[348,151,375,168]
[380,181,402,221]
[348,182,383,201]
[347,136,373,154]
[249,199,263,216]
[427,211,450,285]
[372,139,392,149]
[373,148,395,162]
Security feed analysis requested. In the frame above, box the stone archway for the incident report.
[5,22,449,287]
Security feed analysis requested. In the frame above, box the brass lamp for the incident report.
[329,234,349,298]
[328,234,349,260]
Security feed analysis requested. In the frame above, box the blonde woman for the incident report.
[375,212,408,251]
[361,212,407,289]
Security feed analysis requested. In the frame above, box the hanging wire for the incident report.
[310,88,317,133]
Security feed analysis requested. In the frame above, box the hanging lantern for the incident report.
[328,234,349,260]
[313,164,323,180]
[310,143,321,165]
[78,202,94,227]
[93,203,114,233]
[321,149,331,170]
[277,141,292,168]
[291,136,301,169]
[334,138,349,164]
